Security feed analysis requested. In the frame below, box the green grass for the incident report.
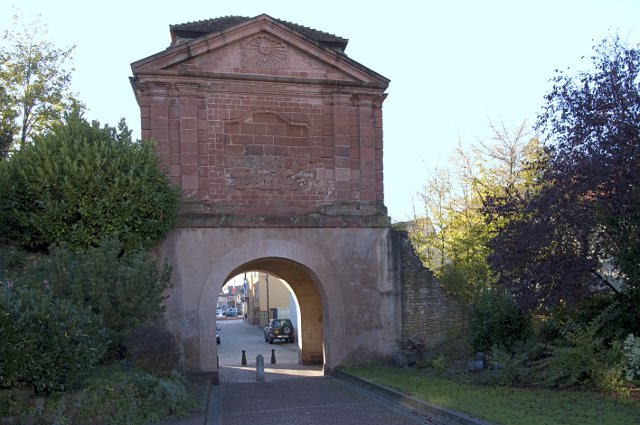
[341,365,640,425]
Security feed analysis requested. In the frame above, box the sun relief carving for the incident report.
[241,35,289,69]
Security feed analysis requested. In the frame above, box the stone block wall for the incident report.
[392,230,464,355]
[137,81,385,219]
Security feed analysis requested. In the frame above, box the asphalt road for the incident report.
[216,318,300,369]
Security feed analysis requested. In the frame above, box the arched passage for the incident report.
[222,259,325,366]
[194,235,340,376]
[157,227,400,378]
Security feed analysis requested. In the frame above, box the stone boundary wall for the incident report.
[392,230,464,356]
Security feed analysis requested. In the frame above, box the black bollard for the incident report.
[241,350,247,366]
[271,348,276,364]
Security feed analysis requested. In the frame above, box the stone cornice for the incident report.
[176,201,390,228]
[133,70,389,91]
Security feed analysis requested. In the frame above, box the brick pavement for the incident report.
[210,376,437,425]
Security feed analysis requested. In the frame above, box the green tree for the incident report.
[45,237,172,347]
[411,121,542,303]
[0,109,180,251]
[0,83,17,158]
[0,10,79,150]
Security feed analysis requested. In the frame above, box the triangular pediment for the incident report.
[131,14,389,88]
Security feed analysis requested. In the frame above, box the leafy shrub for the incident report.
[0,110,180,251]
[46,237,172,348]
[541,319,625,391]
[125,321,181,376]
[540,293,639,350]
[38,364,194,424]
[0,285,108,394]
[468,290,532,353]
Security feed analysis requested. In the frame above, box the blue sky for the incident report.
[2,0,639,222]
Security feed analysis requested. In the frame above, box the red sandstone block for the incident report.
[168,119,180,130]
[182,176,198,191]
[169,165,181,177]
[150,105,168,119]
[170,153,181,165]
[231,134,254,145]
[289,147,309,158]
[155,142,170,154]
[335,180,350,190]
[361,190,376,201]
[180,117,197,130]
[151,130,169,144]
[273,146,289,156]
[361,148,375,160]
[168,129,180,143]
[335,168,350,181]
[180,129,197,142]
[224,123,240,134]
[336,190,350,200]
[361,179,376,191]
[254,135,275,145]
[224,144,244,156]
[245,145,264,155]
[181,153,198,165]
[361,159,375,170]
[180,107,197,118]
[181,142,198,153]
[181,164,198,176]
[334,146,349,157]
[335,157,350,168]
[269,124,286,136]
[157,152,170,165]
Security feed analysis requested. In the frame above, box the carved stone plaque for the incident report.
[241,35,289,69]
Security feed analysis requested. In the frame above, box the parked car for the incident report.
[226,308,238,317]
[264,318,295,344]
[216,325,221,344]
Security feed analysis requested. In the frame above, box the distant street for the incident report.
[216,318,300,367]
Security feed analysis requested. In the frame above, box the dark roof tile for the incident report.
[170,15,348,51]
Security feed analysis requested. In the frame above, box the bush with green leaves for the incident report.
[33,364,194,424]
[0,109,180,251]
[541,319,626,392]
[45,237,172,348]
[0,285,108,394]
[468,290,532,353]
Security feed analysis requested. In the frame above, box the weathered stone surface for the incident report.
[393,230,464,355]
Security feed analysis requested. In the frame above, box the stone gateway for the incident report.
[130,14,460,379]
